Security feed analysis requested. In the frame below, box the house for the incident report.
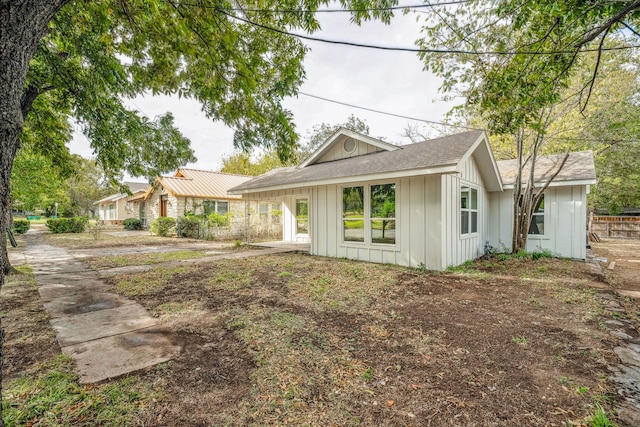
[229,128,596,270]
[131,168,282,238]
[95,182,149,225]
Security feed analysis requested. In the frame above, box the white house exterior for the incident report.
[229,129,596,270]
[95,182,149,225]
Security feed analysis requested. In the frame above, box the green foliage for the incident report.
[2,355,150,426]
[586,404,616,427]
[176,216,201,238]
[20,0,394,179]
[150,217,176,237]
[123,218,143,231]
[220,151,288,176]
[208,212,229,227]
[45,217,88,234]
[11,219,30,235]
[11,150,69,214]
[220,115,372,175]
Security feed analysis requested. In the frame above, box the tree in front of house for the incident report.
[415,0,640,252]
[221,115,372,175]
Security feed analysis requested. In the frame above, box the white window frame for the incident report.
[460,185,478,236]
[295,199,309,235]
[341,182,397,247]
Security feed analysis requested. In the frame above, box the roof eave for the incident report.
[502,178,597,189]
[228,164,459,195]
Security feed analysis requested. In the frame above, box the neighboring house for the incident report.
[229,128,596,270]
[95,182,149,225]
[133,168,281,238]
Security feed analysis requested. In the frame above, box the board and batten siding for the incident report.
[487,185,588,259]
[315,137,384,164]
[440,156,490,269]
[309,175,443,270]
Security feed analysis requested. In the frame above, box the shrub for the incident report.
[208,211,229,227]
[123,218,143,231]
[11,219,30,234]
[46,217,88,234]
[150,217,176,237]
[176,216,201,238]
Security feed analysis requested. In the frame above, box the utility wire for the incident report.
[298,91,477,130]
[216,7,640,55]
[299,92,640,144]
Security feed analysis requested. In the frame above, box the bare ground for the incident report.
[4,232,637,426]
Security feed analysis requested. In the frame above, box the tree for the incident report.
[1,1,395,420]
[10,150,69,215]
[415,0,640,252]
[221,115,372,175]
[65,156,115,217]
[220,151,290,176]
[298,114,371,160]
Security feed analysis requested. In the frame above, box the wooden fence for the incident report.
[590,216,640,239]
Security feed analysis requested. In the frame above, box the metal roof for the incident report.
[156,168,251,199]
[95,182,149,204]
[230,131,488,193]
[497,151,597,187]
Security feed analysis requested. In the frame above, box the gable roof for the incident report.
[150,168,252,200]
[497,151,597,188]
[230,130,503,193]
[95,182,149,204]
[299,127,400,167]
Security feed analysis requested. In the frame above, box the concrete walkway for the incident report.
[14,241,181,383]
[8,233,308,384]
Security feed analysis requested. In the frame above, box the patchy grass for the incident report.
[3,355,156,426]
[5,241,625,426]
[85,250,212,270]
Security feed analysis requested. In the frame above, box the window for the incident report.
[258,203,269,221]
[296,199,308,234]
[271,203,281,224]
[108,203,115,220]
[461,186,478,235]
[343,187,365,242]
[342,183,396,245]
[371,184,396,244]
[203,200,229,215]
[529,195,545,235]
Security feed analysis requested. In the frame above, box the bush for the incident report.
[11,219,30,234]
[176,216,201,238]
[123,218,143,231]
[208,211,229,227]
[150,217,176,237]
[46,217,88,234]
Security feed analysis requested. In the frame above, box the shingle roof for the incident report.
[158,168,251,199]
[230,130,486,192]
[497,151,596,186]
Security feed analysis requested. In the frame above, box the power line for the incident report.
[298,91,477,130]
[216,7,640,55]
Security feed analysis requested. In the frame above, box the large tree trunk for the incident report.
[1,1,69,424]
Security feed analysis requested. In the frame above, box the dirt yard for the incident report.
[3,232,638,426]
[591,239,640,291]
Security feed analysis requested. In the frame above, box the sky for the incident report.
[68,5,459,176]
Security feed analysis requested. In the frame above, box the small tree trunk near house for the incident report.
[510,129,569,253]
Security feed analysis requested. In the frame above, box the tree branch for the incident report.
[20,85,56,119]
[576,1,640,47]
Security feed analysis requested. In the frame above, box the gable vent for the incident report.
[343,137,356,153]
